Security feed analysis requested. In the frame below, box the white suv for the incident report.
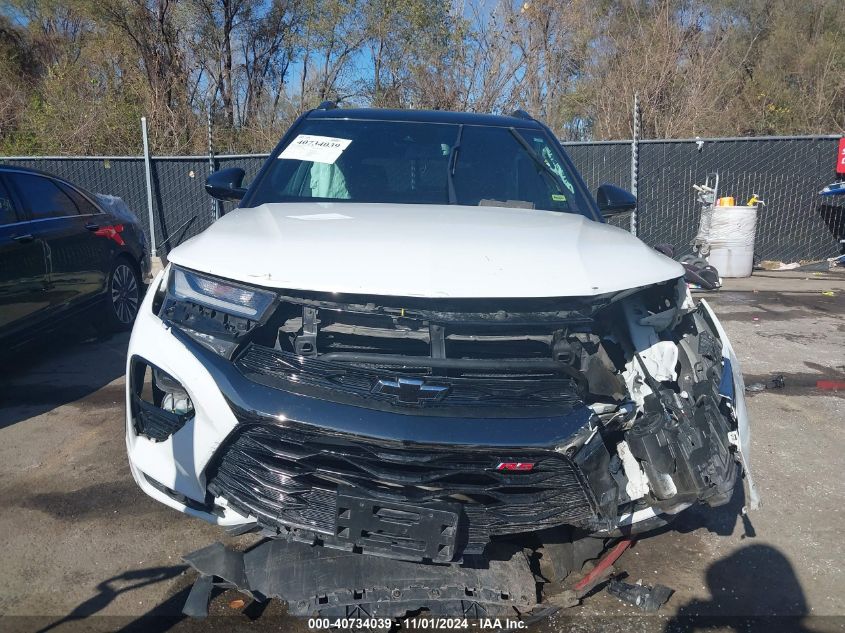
[125,107,757,617]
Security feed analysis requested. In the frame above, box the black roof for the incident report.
[0,164,50,176]
[306,107,545,129]
[0,164,101,201]
[0,163,89,187]
[0,163,83,186]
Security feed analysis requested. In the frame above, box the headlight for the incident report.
[160,266,276,357]
[169,266,274,320]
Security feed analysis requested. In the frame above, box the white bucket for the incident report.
[706,205,758,278]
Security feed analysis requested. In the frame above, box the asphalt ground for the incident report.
[0,270,843,633]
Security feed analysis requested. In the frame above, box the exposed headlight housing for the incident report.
[129,357,193,441]
[169,266,275,319]
[160,266,276,357]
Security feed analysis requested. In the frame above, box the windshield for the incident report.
[247,119,591,215]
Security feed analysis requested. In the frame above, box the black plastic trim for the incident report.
[171,326,594,449]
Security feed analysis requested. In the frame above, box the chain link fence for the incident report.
[563,141,633,231]
[2,135,843,263]
[0,156,150,226]
[635,137,844,262]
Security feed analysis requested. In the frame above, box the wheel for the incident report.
[100,258,141,331]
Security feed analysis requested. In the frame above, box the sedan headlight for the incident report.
[161,266,276,356]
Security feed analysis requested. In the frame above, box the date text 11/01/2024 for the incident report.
[307,618,528,629]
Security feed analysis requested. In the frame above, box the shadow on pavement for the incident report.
[13,560,286,633]
[665,544,817,633]
[630,466,755,541]
[0,324,129,430]
[32,565,188,633]
[671,474,756,539]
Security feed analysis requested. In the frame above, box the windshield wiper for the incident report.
[507,127,567,196]
[446,124,464,204]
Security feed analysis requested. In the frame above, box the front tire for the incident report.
[100,258,141,332]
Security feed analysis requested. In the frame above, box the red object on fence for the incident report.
[837,138,845,175]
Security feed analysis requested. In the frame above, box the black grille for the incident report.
[206,422,597,559]
[235,344,583,416]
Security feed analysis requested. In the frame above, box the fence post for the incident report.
[207,106,221,220]
[140,116,157,258]
[630,92,640,236]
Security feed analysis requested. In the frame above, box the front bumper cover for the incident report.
[126,273,758,550]
[700,299,760,510]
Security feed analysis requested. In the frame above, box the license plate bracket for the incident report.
[334,491,459,562]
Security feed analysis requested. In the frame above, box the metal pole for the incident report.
[207,106,221,220]
[630,93,641,236]
[140,116,157,257]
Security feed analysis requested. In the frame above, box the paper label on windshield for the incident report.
[278,134,352,164]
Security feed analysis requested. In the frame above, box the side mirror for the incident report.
[596,184,637,216]
[206,167,246,201]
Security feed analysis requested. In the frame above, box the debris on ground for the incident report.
[183,539,539,619]
[816,380,845,391]
[745,374,785,393]
[572,538,635,597]
[757,257,845,272]
[795,258,845,272]
[607,578,674,612]
[757,260,800,271]
[545,590,579,609]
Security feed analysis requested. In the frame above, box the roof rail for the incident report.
[317,101,338,110]
[510,109,534,121]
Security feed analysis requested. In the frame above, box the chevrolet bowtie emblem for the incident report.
[372,377,450,404]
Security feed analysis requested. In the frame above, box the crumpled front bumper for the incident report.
[126,272,759,539]
[700,299,760,510]
[125,272,597,534]
[125,270,248,526]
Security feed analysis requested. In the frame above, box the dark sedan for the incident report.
[0,166,150,349]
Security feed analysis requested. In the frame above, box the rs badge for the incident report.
[496,462,535,472]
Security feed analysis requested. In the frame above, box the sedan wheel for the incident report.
[111,262,140,325]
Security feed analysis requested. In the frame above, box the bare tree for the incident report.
[2,0,843,155]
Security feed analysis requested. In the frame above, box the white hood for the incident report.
[167,202,683,298]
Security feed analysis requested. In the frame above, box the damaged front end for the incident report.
[125,267,757,616]
[129,267,756,547]
[596,284,760,537]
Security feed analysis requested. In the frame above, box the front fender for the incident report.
[700,299,761,510]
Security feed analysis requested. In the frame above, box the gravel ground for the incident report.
[0,270,842,633]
